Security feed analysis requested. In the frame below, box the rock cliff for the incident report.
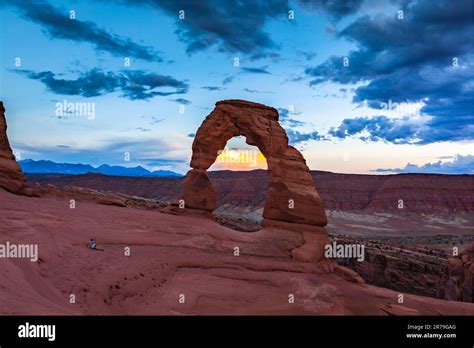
[0,101,26,194]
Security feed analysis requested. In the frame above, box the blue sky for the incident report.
[0,0,472,174]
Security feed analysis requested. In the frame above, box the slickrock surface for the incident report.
[1,188,473,315]
[0,102,26,194]
[20,181,474,301]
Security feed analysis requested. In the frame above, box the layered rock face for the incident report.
[29,170,474,216]
[336,237,449,299]
[442,243,474,302]
[183,99,328,261]
[0,101,26,194]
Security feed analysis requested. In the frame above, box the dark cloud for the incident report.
[286,129,326,144]
[277,107,326,144]
[243,88,260,93]
[305,0,474,144]
[150,117,163,124]
[373,155,474,174]
[222,76,235,85]
[352,66,474,143]
[136,127,151,132]
[196,106,212,110]
[278,107,305,127]
[328,115,420,144]
[171,98,191,105]
[243,88,259,93]
[282,75,306,84]
[220,66,271,88]
[201,86,225,91]
[15,69,188,100]
[240,66,271,74]
[296,0,364,20]
[243,88,274,94]
[6,0,161,62]
[119,0,289,59]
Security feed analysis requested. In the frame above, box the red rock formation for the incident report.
[335,237,449,299]
[182,100,329,262]
[262,219,329,262]
[0,101,26,194]
[442,243,474,302]
[184,99,327,226]
[1,187,473,315]
[182,168,216,211]
[26,170,474,216]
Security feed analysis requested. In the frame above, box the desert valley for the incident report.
[1,100,473,315]
[2,1,474,345]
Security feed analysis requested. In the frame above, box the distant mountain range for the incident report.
[19,159,182,177]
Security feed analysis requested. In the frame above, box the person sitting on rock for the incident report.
[87,238,97,250]
[87,238,104,251]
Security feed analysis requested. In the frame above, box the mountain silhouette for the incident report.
[19,159,182,177]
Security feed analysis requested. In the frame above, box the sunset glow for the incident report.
[211,148,267,171]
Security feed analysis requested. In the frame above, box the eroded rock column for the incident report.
[0,101,26,194]
[182,168,217,211]
[264,146,327,226]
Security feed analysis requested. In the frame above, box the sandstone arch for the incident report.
[183,99,327,227]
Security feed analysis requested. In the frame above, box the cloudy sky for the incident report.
[0,0,472,174]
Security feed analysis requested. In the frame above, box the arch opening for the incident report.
[210,136,268,172]
[209,136,268,232]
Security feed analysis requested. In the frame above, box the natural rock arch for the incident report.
[183,99,327,227]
